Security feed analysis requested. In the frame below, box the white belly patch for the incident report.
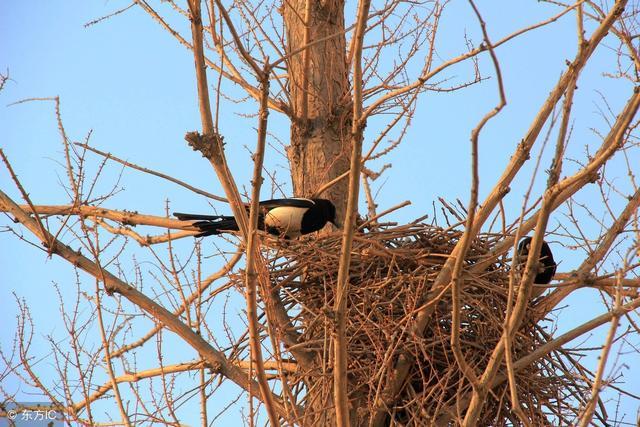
[264,206,308,237]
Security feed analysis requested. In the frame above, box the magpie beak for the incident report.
[516,236,557,284]
[174,198,338,239]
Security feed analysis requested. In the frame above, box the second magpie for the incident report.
[516,236,557,284]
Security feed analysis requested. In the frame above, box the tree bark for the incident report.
[283,3,353,423]
[283,0,351,219]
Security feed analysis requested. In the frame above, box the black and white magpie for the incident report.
[174,198,337,239]
[516,236,557,284]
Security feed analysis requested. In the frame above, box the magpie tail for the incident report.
[173,212,239,237]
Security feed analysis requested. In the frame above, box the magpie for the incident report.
[516,236,557,284]
[174,198,337,239]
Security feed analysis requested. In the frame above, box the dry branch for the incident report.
[71,359,296,413]
[243,65,280,426]
[536,186,640,314]
[3,204,197,230]
[0,189,291,418]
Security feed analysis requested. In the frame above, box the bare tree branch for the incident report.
[0,188,291,417]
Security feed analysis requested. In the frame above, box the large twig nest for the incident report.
[259,223,597,425]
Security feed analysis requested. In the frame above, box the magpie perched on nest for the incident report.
[517,236,557,284]
[174,198,337,239]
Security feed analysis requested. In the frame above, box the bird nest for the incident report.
[257,222,597,425]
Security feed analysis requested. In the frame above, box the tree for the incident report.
[1,0,639,425]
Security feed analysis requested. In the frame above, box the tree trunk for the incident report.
[283,2,356,424]
[283,0,352,220]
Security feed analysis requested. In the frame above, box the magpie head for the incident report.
[517,236,554,262]
[517,236,532,257]
[314,199,338,228]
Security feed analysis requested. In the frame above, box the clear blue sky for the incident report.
[1,1,638,425]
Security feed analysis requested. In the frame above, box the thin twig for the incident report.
[243,63,280,427]
[0,149,52,252]
[75,143,227,202]
[577,272,622,426]
[450,0,506,398]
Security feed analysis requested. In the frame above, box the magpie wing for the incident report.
[175,198,314,219]
[258,198,315,209]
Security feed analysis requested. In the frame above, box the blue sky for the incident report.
[1,1,639,425]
